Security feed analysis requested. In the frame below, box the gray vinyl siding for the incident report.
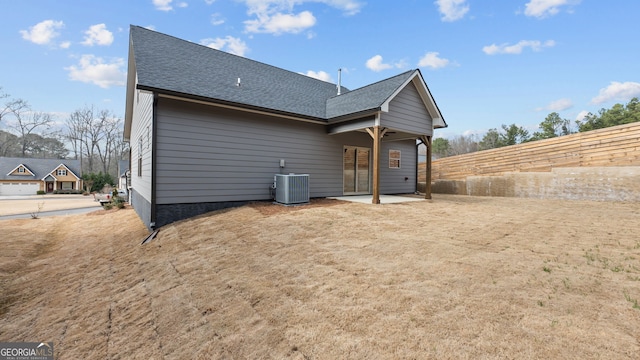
[155,98,372,205]
[381,82,433,136]
[130,88,153,218]
[380,140,417,194]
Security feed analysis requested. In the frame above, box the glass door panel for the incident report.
[343,147,356,193]
[357,148,370,192]
[343,146,370,194]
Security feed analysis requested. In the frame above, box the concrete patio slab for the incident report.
[328,194,427,204]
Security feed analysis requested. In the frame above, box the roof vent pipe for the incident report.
[237,77,241,87]
[337,68,341,96]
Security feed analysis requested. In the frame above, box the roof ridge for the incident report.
[329,69,415,99]
[131,25,342,89]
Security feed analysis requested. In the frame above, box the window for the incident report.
[57,169,67,176]
[62,182,72,190]
[138,137,143,176]
[18,167,25,173]
[389,149,401,169]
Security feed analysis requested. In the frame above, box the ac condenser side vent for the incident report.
[275,174,309,205]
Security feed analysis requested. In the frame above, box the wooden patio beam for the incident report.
[372,125,381,204]
[367,126,386,204]
[425,135,432,199]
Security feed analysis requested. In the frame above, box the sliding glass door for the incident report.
[343,146,371,194]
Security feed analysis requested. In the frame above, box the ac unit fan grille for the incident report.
[275,174,309,205]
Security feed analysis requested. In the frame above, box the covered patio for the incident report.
[329,194,427,204]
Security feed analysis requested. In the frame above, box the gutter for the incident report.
[136,85,328,125]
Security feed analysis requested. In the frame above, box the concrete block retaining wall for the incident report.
[429,166,640,201]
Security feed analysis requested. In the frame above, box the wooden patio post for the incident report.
[372,125,381,204]
[425,135,432,199]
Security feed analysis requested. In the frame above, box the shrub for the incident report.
[83,172,116,193]
[103,203,113,210]
[52,189,83,194]
[36,190,45,195]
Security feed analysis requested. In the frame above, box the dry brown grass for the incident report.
[1,196,639,359]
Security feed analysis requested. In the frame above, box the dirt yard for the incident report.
[1,195,639,359]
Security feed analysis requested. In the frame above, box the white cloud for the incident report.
[152,0,186,11]
[241,0,363,34]
[302,70,334,83]
[482,40,555,55]
[66,55,126,88]
[201,36,249,56]
[321,0,364,16]
[591,81,640,105]
[524,0,581,18]
[211,13,225,25]
[20,20,64,45]
[575,110,590,121]
[365,55,392,72]
[205,0,216,4]
[153,0,173,11]
[418,52,450,69]
[435,0,469,22]
[245,11,316,34]
[364,55,406,72]
[81,24,114,46]
[536,98,573,112]
[60,41,71,49]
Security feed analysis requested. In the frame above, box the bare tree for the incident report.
[6,100,53,156]
[0,87,10,125]
[448,134,479,156]
[66,107,91,172]
[94,110,123,174]
[65,106,125,177]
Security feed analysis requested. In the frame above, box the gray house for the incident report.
[124,26,447,229]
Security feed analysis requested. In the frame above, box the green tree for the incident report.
[83,172,115,193]
[432,137,450,158]
[531,112,571,140]
[0,130,19,156]
[479,124,530,150]
[479,128,500,150]
[577,97,640,132]
[499,124,530,146]
[23,133,69,158]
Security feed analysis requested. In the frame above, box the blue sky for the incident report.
[2,0,639,138]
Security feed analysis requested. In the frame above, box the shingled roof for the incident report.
[0,157,81,181]
[127,25,446,127]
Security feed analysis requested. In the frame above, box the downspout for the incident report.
[150,93,158,229]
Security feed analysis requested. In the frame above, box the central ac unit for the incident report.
[275,174,309,205]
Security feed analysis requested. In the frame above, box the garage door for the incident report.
[0,182,40,195]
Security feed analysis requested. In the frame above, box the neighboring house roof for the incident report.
[125,25,447,135]
[118,160,129,177]
[6,163,35,176]
[0,157,82,181]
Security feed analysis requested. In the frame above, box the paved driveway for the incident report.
[0,194,102,217]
